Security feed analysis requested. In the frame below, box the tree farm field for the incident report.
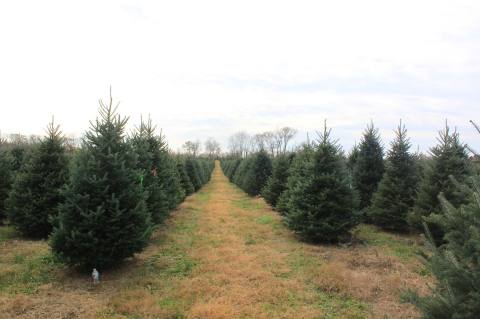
[0,162,430,319]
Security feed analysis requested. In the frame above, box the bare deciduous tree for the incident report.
[183,140,201,157]
[278,127,298,154]
[8,133,28,145]
[228,131,250,158]
[28,134,42,145]
[64,134,81,152]
[204,137,221,159]
[273,130,283,156]
[251,133,267,153]
[228,127,297,158]
[263,131,276,157]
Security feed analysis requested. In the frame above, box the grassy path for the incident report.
[0,161,429,319]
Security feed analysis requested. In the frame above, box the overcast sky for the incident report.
[0,0,479,153]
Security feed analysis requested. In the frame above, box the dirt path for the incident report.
[173,161,330,318]
[0,161,428,319]
[121,161,425,319]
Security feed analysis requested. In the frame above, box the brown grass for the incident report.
[0,161,431,318]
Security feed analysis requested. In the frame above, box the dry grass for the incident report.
[0,161,431,318]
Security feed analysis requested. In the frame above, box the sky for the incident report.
[0,0,479,154]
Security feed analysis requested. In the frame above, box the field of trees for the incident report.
[0,93,479,318]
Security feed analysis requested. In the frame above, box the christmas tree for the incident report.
[185,157,203,191]
[353,122,385,210]
[176,158,195,196]
[221,158,241,182]
[130,118,184,224]
[0,149,13,223]
[346,143,359,175]
[233,158,251,189]
[50,92,152,270]
[160,157,185,211]
[406,176,480,318]
[242,150,272,196]
[201,159,214,182]
[283,124,358,242]
[368,122,420,231]
[194,160,207,186]
[276,144,315,215]
[261,154,293,207]
[10,145,26,172]
[6,119,69,238]
[408,123,472,242]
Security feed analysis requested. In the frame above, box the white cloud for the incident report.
[0,0,479,153]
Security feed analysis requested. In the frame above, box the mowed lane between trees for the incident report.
[0,161,429,319]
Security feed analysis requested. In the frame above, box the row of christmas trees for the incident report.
[222,121,472,242]
[222,120,478,318]
[0,93,214,270]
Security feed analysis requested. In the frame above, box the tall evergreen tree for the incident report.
[0,149,13,223]
[200,159,214,184]
[282,125,359,242]
[176,158,195,196]
[276,145,314,215]
[160,157,185,211]
[233,158,251,189]
[185,157,203,191]
[242,150,272,196]
[222,158,241,182]
[50,93,152,270]
[131,118,184,224]
[368,122,420,231]
[6,119,69,238]
[10,145,26,172]
[347,143,359,174]
[408,124,472,242]
[261,154,293,207]
[353,122,385,210]
[406,176,480,319]
[194,160,207,186]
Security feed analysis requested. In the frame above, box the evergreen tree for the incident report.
[222,158,241,181]
[201,159,214,183]
[0,149,13,223]
[176,158,195,196]
[130,118,160,220]
[50,93,152,270]
[345,145,359,194]
[346,143,359,174]
[368,122,420,231]
[353,122,385,209]
[242,150,272,196]
[6,119,69,238]
[276,146,314,215]
[131,118,184,224]
[10,145,26,172]
[261,154,293,207]
[408,124,472,242]
[185,157,203,191]
[160,157,185,211]
[406,177,480,319]
[283,125,359,242]
[233,158,251,189]
[230,159,241,180]
[194,160,207,186]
